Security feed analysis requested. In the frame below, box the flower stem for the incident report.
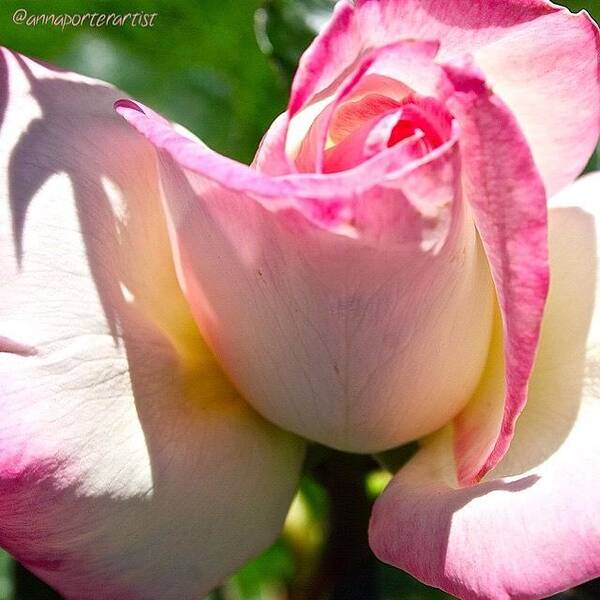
[302,451,379,600]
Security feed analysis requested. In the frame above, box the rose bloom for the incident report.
[1,0,599,598]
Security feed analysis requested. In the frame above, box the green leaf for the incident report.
[0,550,14,600]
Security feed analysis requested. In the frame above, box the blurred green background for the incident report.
[0,0,598,598]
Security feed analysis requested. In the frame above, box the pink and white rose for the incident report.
[1,1,599,598]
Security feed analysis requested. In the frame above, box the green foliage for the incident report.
[256,0,335,82]
[0,0,287,163]
[561,0,600,20]
[226,540,296,599]
[0,550,14,600]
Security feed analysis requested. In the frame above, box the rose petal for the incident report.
[474,5,600,195]
[287,74,414,173]
[115,39,447,236]
[369,172,600,600]
[0,49,304,600]
[328,93,403,145]
[290,0,600,194]
[322,95,451,174]
[118,93,494,453]
[441,61,549,485]
[252,111,296,176]
[322,107,407,173]
[117,96,452,232]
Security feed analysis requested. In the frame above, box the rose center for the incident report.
[321,92,446,173]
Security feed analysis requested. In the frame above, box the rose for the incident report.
[0,0,599,598]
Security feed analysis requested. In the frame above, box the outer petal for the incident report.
[290,0,600,195]
[118,99,495,454]
[0,49,304,600]
[442,62,549,484]
[370,172,600,600]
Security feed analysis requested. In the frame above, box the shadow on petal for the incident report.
[1,48,303,599]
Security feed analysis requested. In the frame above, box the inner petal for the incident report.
[328,93,403,145]
[292,74,414,173]
[322,94,452,174]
